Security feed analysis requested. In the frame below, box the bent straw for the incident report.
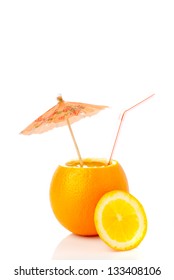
[107,93,155,165]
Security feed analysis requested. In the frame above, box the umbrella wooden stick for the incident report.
[66,118,83,167]
[107,93,155,165]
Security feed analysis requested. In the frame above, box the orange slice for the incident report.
[94,190,147,251]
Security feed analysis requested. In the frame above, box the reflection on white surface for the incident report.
[52,234,143,260]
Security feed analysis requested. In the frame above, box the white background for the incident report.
[1,0,174,278]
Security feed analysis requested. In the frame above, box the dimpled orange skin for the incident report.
[50,159,129,236]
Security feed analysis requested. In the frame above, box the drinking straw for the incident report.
[107,93,155,165]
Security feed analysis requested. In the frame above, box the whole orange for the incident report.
[50,158,129,236]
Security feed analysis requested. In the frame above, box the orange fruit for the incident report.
[94,190,147,250]
[50,158,129,236]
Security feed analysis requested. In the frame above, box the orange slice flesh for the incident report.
[94,190,147,250]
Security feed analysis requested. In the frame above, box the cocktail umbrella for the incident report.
[20,95,108,166]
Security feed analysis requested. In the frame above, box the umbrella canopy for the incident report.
[20,95,108,166]
[21,96,108,134]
